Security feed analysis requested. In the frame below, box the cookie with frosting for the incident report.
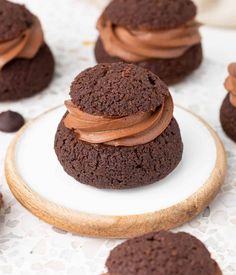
[0,0,54,101]
[220,63,236,142]
[54,63,183,189]
[103,231,222,275]
[95,0,203,85]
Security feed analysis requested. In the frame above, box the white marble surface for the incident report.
[0,0,236,274]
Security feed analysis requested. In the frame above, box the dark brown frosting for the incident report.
[97,16,201,62]
[63,94,173,147]
[0,15,43,70]
[224,63,236,107]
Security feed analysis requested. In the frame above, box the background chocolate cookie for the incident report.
[0,44,54,101]
[55,63,183,189]
[105,231,221,275]
[0,0,32,41]
[220,95,236,142]
[95,0,203,85]
[0,0,54,101]
[103,0,196,30]
[220,63,236,142]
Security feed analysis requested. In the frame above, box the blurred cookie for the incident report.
[0,0,54,101]
[220,63,236,142]
[95,0,202,85]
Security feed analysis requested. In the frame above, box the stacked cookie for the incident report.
[55,63,183,189]
[0,0,54,101]
[220,63,236,142]
[95,0,203,84]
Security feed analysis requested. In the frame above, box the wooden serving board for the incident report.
[5,105,227,238]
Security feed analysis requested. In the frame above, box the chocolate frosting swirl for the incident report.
[224,63,236,107]
[63,94,173,147]
[97,16,201,62]
[0,15,43,70]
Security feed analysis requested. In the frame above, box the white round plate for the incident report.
[5,105,226,238]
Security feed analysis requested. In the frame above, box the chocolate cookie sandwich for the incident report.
[54,63,183,189]
[0,0,54,101]
[103,231,222,275]
[95,0,203,85]
[220,63,236,142]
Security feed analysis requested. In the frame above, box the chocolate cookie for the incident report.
[220,94,236,142]
[220,63,236,142]
[0,0,54,101]
[54,63,183,189]
[95,0,203,85]
[0,44,54,101]
[0,0,32,42]
[55,116,182,189]
[70,62,169,117]
[102,0,197,30]
[105,231,222,275]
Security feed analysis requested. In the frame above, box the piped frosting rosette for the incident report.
[63,93,174,147]
[97,15,201,62]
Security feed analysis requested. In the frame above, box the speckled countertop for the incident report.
[0,0,236,274]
